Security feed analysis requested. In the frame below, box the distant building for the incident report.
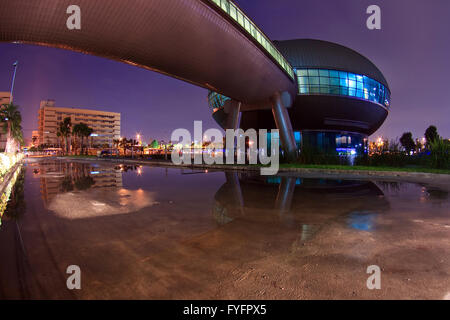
[0,92,12,151]
[38,100,121,148]
[0,92,11,105]
[31,130,39,147]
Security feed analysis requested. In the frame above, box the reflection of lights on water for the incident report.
[49,187,158,219]
[300,224,319,241]
[420,187,428,203]
[0,166,22,226]
[91,201,106,206]
[348,211,377,231]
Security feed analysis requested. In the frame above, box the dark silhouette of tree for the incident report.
[425,125,439,148]
[73,122,94,155]
[400,132,416,154]
[57,117,72,154]
[60,175,74,192]
[74,175,95,190]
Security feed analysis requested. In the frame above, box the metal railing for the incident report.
[209,0,295,80]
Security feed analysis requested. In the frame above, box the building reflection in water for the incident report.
[30,161,156,219]
[0,166,25,226]
[31,160,123,206]
[213,172,390,241]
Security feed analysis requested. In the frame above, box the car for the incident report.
[97,149,119,157]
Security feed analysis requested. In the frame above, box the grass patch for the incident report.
[279,163,450,175]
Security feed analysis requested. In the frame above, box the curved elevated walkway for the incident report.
[0,0,296,105]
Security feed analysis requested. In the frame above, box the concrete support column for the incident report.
[225,171,245,216]
[271,92,297,161]
[274,176,296,213]
[224,100,241,130]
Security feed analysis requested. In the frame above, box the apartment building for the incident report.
[38,100,120,147]
[0,92,11,105]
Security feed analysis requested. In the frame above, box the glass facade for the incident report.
[208,91,230,111]
[300,131,367,156]
[296,69,390,108]
[267,130,368,156]
[209,0,294,80]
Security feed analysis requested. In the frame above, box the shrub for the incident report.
[355,152,410,167]
[428,138,450,169]
[296,145,349,165]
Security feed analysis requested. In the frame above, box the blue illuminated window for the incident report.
[208,91,230,111]
[296,68,390,108]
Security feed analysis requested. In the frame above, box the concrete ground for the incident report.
[0,158,448,299]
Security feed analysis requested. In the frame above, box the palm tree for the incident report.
[113,138,120,153]
[56,130,62,152]
[57,117,72,155]
[0,102,24,153]
[72,123,82,155]
[119,138,129,156]
[73,123,93,155]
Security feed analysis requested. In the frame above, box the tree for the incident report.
[72,122,93,155]
[425,125,439,148]
[58,117,72,155]
[56,130,62,151]
[0,102,24,153]
[150,139,159,149]
[400,132,416,154]
[131,139,138,158]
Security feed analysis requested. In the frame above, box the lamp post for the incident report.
[10,61,18,103]
[136,133,141,158]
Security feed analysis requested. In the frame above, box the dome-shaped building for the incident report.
[209,39,391,156]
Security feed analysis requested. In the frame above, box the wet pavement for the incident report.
[0,158,449,299]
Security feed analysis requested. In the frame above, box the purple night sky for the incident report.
[0,0,449,143]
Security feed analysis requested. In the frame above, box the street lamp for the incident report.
[10,61,18,103]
